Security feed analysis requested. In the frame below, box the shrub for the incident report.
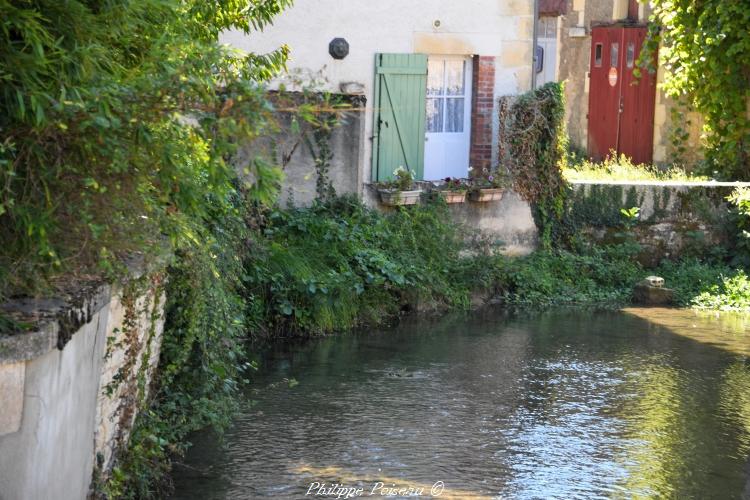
[245,197,496,336]
[502,244,643,307]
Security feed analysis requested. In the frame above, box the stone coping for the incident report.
[570,180,750,187]
[0,252,169,364]
[0,283,111,364]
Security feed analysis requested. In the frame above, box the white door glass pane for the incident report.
[537,17,557,39]
[611,43,619,67]
[445,98,464,132]
[427,60,444,96]
[426,98,443,132]
[547,18,557,38]
[445,60,465,96]
[424,56,471,180]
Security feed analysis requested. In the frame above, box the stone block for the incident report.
[633,281,676,306]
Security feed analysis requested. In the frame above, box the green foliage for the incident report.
[692,272,750,311]
[101,187,255,498]
[656,258,750,310]
[502,244,644,307]
[620,207,641,230]
[642,2,750,178]
[0,0,301,495]
[497,244,750,311]
[563,152,709,182]
[727,187,750,265]
[0,0,291,296]
[501,82,568,249]
[245,197,494,335]
[375,166,417,192]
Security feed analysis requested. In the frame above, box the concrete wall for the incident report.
[557,0,616,153]
[236,95,366,207]
[652,63,705,166]
[222,0,535,182]
[364,185,538,256]
[0,273,165,500]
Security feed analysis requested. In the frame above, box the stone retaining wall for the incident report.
[570,181,750,265]
[0,269,165,500]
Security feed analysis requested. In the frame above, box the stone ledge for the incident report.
[0,283,111,364]
[569,180,750,187]
[0,251,170,365]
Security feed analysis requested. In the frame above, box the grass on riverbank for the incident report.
[505,247,750,311]
[563,152,709,183]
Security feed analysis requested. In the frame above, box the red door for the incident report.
[587,26,656,164]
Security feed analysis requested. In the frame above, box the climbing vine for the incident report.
[641,2,750,179]
[271,89,350,204]
[500,82,569,248]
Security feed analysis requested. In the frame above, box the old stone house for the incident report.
[223,0,538,202]
[536,0,703,166]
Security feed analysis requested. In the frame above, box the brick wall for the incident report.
[470,56,496,173]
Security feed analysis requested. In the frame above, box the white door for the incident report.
[537,16,558,86]
[424,56,472,180]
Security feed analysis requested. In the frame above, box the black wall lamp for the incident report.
[329,38,349,60]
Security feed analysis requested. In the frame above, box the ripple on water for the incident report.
[171,309,750,499]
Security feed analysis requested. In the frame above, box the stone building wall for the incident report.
[557,0,703,166]
[222,0,535,182]
[569,180,748,265]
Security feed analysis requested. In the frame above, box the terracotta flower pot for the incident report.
[438,190,467,204]
[469,188,504,202]
[378,189,422,206]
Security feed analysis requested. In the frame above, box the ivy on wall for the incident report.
[500,82,569,249]
[641,1,750,179]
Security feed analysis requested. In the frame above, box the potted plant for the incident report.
[468,167,506,202]
[376,167,422,206]
[435,177,467,204]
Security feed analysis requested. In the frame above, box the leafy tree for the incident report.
[642,1,750,179]
[0,0,291,295]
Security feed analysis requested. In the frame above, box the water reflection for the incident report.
[171,309,750,499]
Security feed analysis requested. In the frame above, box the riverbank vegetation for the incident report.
[105,187,750,495]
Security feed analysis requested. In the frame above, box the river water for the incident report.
[171,308,750,499]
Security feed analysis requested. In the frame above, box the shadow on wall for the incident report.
[234,93,366,208]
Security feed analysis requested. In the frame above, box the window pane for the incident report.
[611,43,619,67]
[445,98,464,132]
[594,44,603,67]
[626,42,635,68]
[537,17,556,39]
[546,17,556,38]
[426,98,443,132]
[427,60,444,96]
[445,60,465,96]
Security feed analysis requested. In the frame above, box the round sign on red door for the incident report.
[608,67,618,87]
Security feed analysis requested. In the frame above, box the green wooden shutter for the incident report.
[372,53,428,182]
